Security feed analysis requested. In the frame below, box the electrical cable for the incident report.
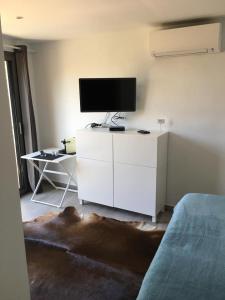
[111,112,119,126]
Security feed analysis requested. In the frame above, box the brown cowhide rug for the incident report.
[24,207,164,300]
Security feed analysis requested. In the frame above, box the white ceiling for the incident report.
[1,0,225,41]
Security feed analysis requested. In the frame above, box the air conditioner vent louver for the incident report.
[150,23,221,58]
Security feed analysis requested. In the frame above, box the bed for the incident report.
[137,193,225,300]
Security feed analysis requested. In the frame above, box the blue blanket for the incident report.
[137,193,225,300]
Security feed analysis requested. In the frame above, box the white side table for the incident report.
[21,150,77,208]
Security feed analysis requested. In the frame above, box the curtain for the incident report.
[15,45,40,191]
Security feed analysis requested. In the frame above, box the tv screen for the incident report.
[79,78,136,112]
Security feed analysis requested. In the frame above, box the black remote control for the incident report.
[137,130,151,134]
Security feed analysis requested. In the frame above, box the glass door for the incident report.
[4,51,29,194]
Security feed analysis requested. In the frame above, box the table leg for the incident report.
[152,216,157,223]
[28,158,78,208]
[59,162,77,188]
[57,175,72,208]
[30,162,48,202]
[30,160,57,189]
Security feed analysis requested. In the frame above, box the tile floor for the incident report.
[20,184,172,230]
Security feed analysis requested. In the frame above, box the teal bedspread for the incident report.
[137,193,225,300]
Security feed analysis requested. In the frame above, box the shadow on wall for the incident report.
[167,133,221,206]
[126,75,150,125]
[136,77,150,112]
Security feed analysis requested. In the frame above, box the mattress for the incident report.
[137,193,225,300]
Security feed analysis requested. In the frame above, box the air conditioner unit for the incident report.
[150,23,222,58]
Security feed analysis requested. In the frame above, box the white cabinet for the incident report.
[76,129,168,222]
[76,129,113,207]
[76,158,113,206]
[114,163,156,215]
[113,133,157,167]
[76,130,112,161]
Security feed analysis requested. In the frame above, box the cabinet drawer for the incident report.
[114,163,156,215]
[76,130,112,161]
[113,134,157,167]
[77,158,113,206]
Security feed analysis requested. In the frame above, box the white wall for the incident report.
[31,28,150,147]
[31,26,225,206]
[0,23,30,299]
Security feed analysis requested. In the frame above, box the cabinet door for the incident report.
[77,158,113,206]
[76,130,112,161]
[113,133,157,167]
[114,163,156,215]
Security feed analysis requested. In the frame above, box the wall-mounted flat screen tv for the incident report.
[79,78,136,112]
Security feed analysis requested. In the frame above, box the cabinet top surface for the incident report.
[77,128,168,138]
